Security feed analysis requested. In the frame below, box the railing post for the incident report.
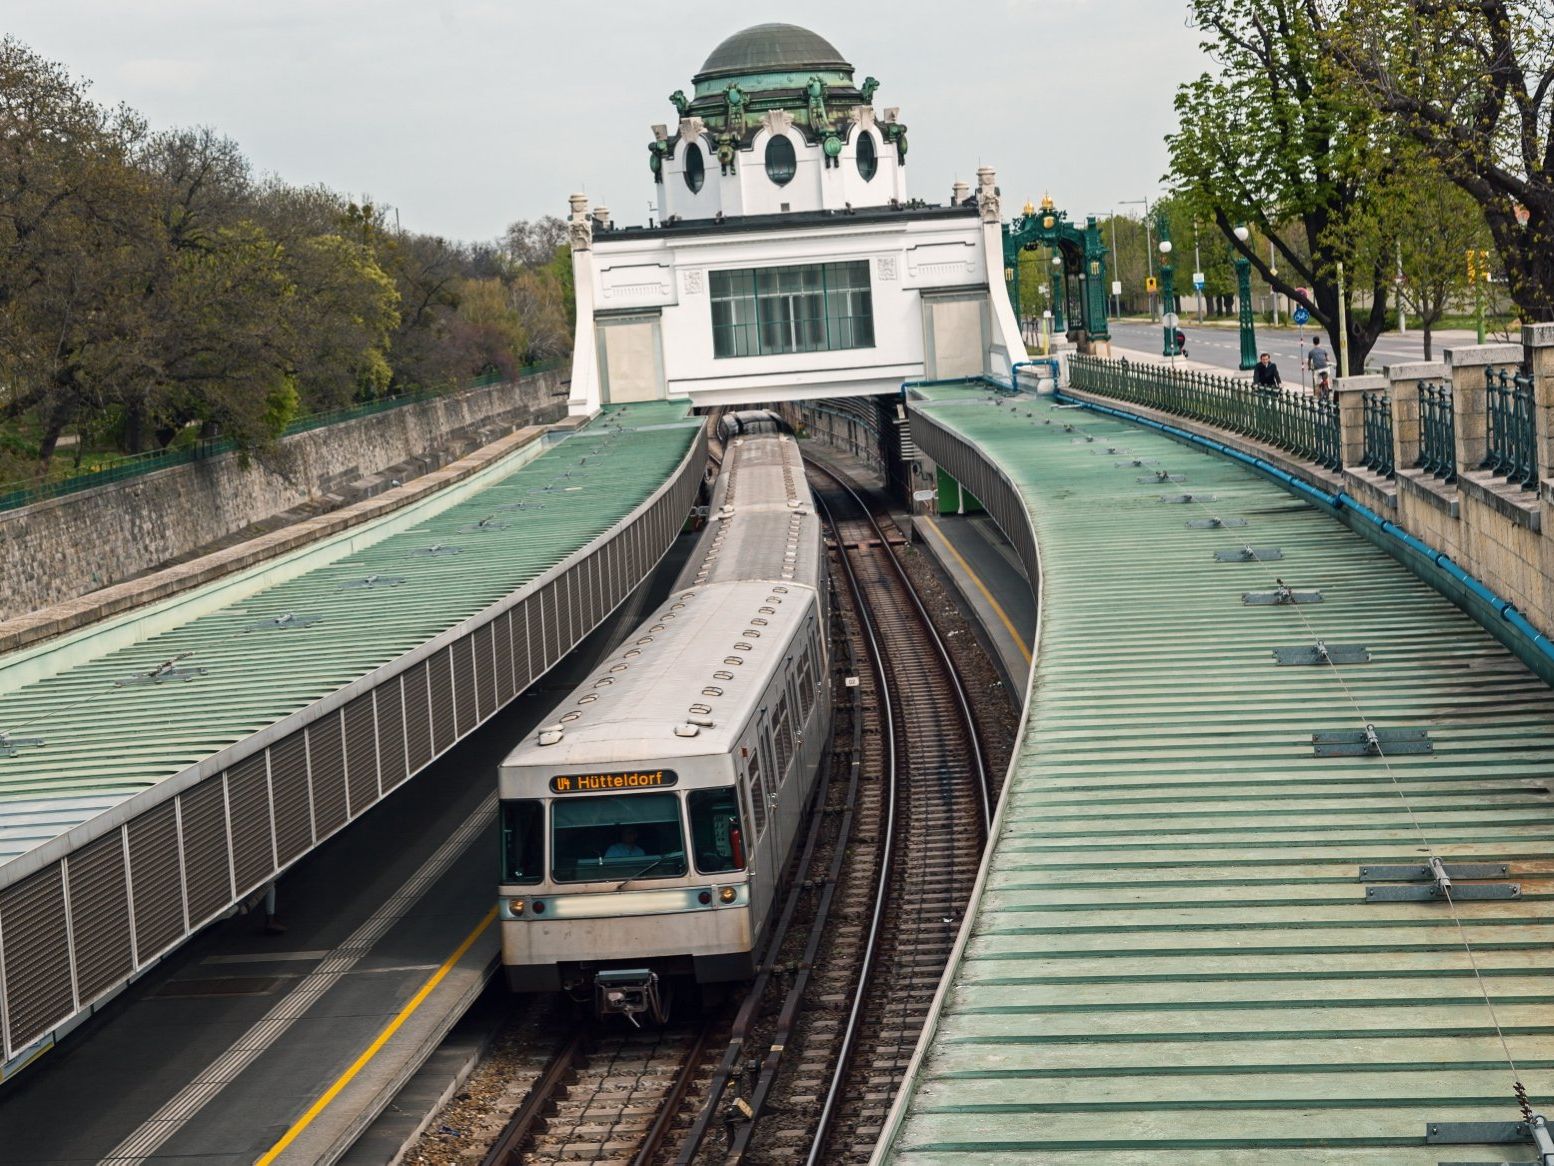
[1446,342,1523,473]
[1335,374,1384,470]
[1385,362,1447,475]
[1528,323,1554,486]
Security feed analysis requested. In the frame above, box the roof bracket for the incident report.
[1363,857,1520,902]
[1139,472,1186,484]
[338,574,405,590]
[1273,641,1371,665]
[1216,545,1285,562]
[411,543,463,557]
[1187,516,1247,529]
[245,612,323,632]
[1312,724,1431,756]
[115,652,208,686]
[1428,1113,1554,1164]
[0,733,44,758]
[1245,579,1322,605]
[1160,493,1218,504]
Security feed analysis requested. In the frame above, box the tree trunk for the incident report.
[1423,323,1433,362]
[123,400,144,454]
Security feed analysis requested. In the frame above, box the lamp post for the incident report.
[1049,253,1066,334]
[1158,217,1177,358]
[1233,224,1257,371]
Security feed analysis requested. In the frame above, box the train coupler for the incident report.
[594,968,667,1026]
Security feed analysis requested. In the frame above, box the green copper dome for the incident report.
[695,23,852,85]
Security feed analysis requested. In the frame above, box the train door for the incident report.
[738,730,778,936]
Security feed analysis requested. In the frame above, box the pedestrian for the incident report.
[1252,352,1282,393]
[1174,328,1188,358]
[1308,335,1331,380]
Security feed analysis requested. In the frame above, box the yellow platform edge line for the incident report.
[255,905,499,1165]
[920,515,1033,665]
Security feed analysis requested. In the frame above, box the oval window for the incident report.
[765,136,797,186]
[856,133,878,181]
[684,142,706,193]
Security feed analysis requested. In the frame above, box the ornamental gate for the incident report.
[1003,198,1111,348]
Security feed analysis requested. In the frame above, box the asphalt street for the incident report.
[1106,320,1488,382]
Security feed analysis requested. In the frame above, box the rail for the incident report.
[1484,365,1537,489]
[1361,389,1395,479]
[0,361,563,514]
[1069,353,1342,471]
[1418,378,1458,482]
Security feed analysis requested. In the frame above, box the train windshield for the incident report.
[689,788,746,873]
[551,792,688,883]
[500,800,544,885]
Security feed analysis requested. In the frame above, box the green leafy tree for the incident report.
[1324,0,1554,322]
[1167,0,1397,371]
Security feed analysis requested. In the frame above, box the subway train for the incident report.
[496,430,831,1021]
[715,407,789,443]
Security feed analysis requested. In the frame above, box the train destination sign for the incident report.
[550,769,679,794]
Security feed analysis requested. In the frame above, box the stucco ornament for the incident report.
[860,76,880,103]
[669,90,690,116]
[724,84,748,137]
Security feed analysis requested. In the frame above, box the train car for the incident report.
[715,408,789,443]
[497,433,831,1021]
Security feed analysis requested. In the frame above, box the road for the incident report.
[1105,321,1486,381]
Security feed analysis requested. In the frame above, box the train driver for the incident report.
[604,826,647,858]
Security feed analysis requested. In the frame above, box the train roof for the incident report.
[679,434,822,589]
[500,578,815,770]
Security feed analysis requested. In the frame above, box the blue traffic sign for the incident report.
[1292,305,1311,325]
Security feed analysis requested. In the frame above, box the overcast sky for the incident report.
[9,1,1208,242]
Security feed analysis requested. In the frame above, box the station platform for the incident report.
[0,401,704,1073]
[913,514,1034,696]
[877,382,1554,1164]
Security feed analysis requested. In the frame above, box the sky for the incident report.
[8,0,1209,243]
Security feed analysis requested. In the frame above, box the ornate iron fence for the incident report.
[1361,390,1395,478]
[1069,354,1342,471]
[0,360,562,514]
[1417,379,1457,482]
[1483,366,1538,489]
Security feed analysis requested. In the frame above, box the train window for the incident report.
[550,793,687,883]
[746,749,767,836]
[690,789,746,873]
[773,697,794,779]
[797,657,814,718]
[500,800,544,885]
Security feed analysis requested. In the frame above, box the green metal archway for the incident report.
[1003,199,1111,345]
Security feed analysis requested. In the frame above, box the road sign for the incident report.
[1163,312,1180,329]
[1111,280,1122,296]
[1145,276,1158,293]
[912,490,937,502]
[1192,272,1205,289]
[1292,305,1310,325]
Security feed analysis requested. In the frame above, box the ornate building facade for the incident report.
[566,24,1023,414]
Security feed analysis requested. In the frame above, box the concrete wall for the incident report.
[1,371,568,620]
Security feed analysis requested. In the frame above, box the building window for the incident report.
[856,133,877,181]
[710,261,874,358]
[765,136,797,186]
[684,142,705,193]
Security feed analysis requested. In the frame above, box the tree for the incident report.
[1324,0,1554,322]
[1167,0,1397,371]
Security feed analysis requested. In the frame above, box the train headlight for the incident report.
[719,886,737,904]
[507,898,525,917]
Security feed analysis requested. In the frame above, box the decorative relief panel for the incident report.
[599,263,674,305]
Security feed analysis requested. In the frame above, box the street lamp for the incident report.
[1233,224,1257,371]
[1158,223,1178,358]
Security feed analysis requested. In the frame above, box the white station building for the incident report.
[565,23,1025,415]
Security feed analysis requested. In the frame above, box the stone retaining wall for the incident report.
[0,370,568,620]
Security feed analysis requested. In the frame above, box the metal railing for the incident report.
[1417,379,1457,482]
[1069,354,1342,472]
[1361,390,1395,478]
[0,360,562,514]
[1484,365,1538,489]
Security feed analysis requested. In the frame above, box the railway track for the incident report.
[790,458,991,1164]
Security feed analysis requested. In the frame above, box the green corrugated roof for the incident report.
[0,402,697,868]
[887,386,1554,1163]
